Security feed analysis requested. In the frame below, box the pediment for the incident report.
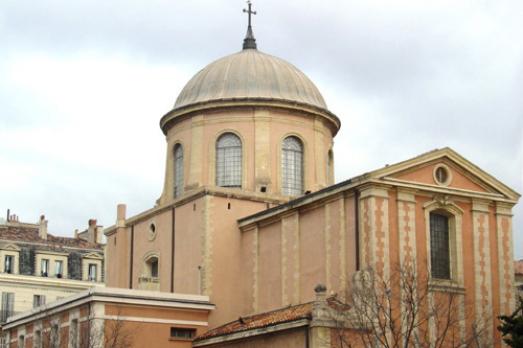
[0,243,20,252]
[369,147,520,201]
[82,252,103,260]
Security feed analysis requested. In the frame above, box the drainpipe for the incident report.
[129,225,134,289]
[171,207,176,292]
[355,190,360,271]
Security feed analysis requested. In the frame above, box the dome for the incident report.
[173,49,328,112]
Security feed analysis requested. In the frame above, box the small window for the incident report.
[148,257,159,278]
[327,150,334,182]
[33,295,45,308]
[430,212,450,279]
[4,255,13,274]
[34,330,42,348]
[18,335,24,348]
[433,164,452,186]
[216,133,242,188]
[170,327,196,340]
[70,319,79,348]
[41,259,49,277]
[51,324,59,348]
[148,223,157,241]
[54,260,63,278]
[88,264,98,282]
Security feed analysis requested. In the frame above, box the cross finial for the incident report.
[242,1,257,50]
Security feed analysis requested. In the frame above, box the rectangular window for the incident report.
[41,259,49,277]
[0,292,14,322]
[4,255,13,274]
[18,335,24,348]
[170,327,196,340]
[33,295,45,308]
[430,212,450,279]
[51,324,59,348]
[70,319,78,348]
[34,330,41,348]
[54,260,63,278]
[88,264,97,281]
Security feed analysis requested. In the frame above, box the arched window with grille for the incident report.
[216,133,242,187]
[281,136,304,196]
[173,144,184,198]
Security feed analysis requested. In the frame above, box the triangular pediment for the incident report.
[368,147,520,201]
[82,252,103,260]
[0,243,20,252]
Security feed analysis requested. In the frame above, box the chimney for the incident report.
[311,284,330,323]
[87,219,96,244]
[116,204,126,228]
[95,225,103,244]
[39,215,48,240]
[74,229,79,239]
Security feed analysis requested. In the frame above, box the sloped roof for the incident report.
[0,223,102,250]
[195,302,313,341]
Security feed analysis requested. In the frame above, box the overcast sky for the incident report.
[0,0,521,257]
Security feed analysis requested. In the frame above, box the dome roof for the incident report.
[173,49,328,112]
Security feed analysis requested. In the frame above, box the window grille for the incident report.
[430,212,450,279]
[281,136,304,196]
[174,144,184,197]
[170,327,196,339]
[216,133,242,187]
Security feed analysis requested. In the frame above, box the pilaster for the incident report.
[254,110,271,192]
[359,186,390,280]
[472,200,493,341]
[496,203,515,316]
[188,115,204,189]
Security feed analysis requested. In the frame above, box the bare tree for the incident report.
[79,306,134,348]
[329,261,491,348]
[33,304,134,348]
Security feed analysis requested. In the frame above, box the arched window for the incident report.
[327,150,334,183]
[173,144,184,197]
[216,133,242,187]
[429,212,450,279]
[281,136,304,196]
[146,256,159,278]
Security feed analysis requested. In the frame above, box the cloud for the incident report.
[0,0,521,256]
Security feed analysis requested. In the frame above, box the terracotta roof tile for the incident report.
[0,224,102,250]
[195,302,313,341]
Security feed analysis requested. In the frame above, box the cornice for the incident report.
[159,98,340,136]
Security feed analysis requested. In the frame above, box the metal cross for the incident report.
[243,1,257,28]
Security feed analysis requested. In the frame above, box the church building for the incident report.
[3,4,520,348]
[103,5,519,347]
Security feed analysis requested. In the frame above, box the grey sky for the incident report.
[1,0,522,257]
